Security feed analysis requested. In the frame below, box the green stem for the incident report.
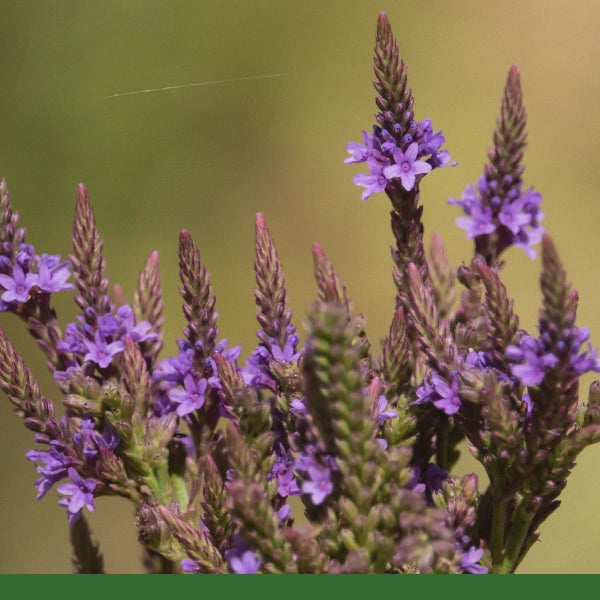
[490,496,507,571]
[500,500,535,573]
[170,471,189,510]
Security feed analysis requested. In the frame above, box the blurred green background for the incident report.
[1,0,599,573]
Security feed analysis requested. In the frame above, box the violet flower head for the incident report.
[353,156,389,201]
[36,254,75,293]
[180,559,200,573]
[460,547,488,574]
[26,445,73,499]
[57,467,97,526]
[506,335,559,386]
[225,537,262,574]
[0,263,38,303]
[301,463,334,506]
[375,395,397,424]
[383,142,432,191]
[168,374,208,416]
[83,331,125,369]
[270,450,301,498]
[414,372,461,416]
[344,129,383,164]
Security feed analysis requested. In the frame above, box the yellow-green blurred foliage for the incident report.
[1,0,599,573]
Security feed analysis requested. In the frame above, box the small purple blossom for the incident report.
[83,331,125,368]
[115,304,157,342]
[449,178,545,259]
[36,255,74,293]
[455,203,496,239]
[383,142,432,191]
[270,452,301,498]
[375,395,397,424]
[168,374,208,416]
[153,340,195,387]
[289,396,307,414]
[461,546,488,574]
[26,445,73,499]
[414,372,462,416]
[57,467,97,526]
[225,537,262,574]
[506,335,559,386]
[270,331,303,362]
[180,559,200,573]
[0,263,38,303]
[301,463,334,506]
[353,156,389,201]
[344,129,382,164]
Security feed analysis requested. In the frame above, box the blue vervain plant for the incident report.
[1,12,599,574]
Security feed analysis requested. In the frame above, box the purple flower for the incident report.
[461,546,488,574]
[214,338,242,362]
[270,451,301,498]
[289,397,307,414]
[375,395,397,424]
[15,243,35,269]
[301,463,333,506]
[353,156,389,201]
[168,374,208,416]
[73,418,119,462]
[153,340,194,386]
[0,264,38,303]
[449,178,545,259]
[57,467,97,526]
[270,332,303,362]
[83,331,125,368]
[36,255,74,293]
[26,445,72,499]
[383,142,432,191]
[225,537,262,574]
[277,504,292,522]
[506,335,559,386]
[414,372,461,416]
[97,313,120,338]
[344,129,382,164]
[498,196,531,235]
[241,346,277,391]
[115,304,157,342]
[455,203,496,239]
[181,559,200,573]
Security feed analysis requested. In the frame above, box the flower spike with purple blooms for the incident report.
[0,10,599,576]
[448,66,544,264]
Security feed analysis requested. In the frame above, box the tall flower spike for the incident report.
[70,184,111,328]
[311,243,350,312]
[254,213,292,349]
[121,335,152,416]
[0,325,59,438]
[178,229,218,362]
[133,250,164,369]
[381,308,412,397]
[347,12,453,321]
[449,66,544,263]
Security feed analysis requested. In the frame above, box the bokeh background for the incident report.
[1,0,599,573]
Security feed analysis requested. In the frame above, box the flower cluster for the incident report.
[1,12,600,576]
[346,121,452,200]
[0,246,73,310]
[449,177,544,260]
